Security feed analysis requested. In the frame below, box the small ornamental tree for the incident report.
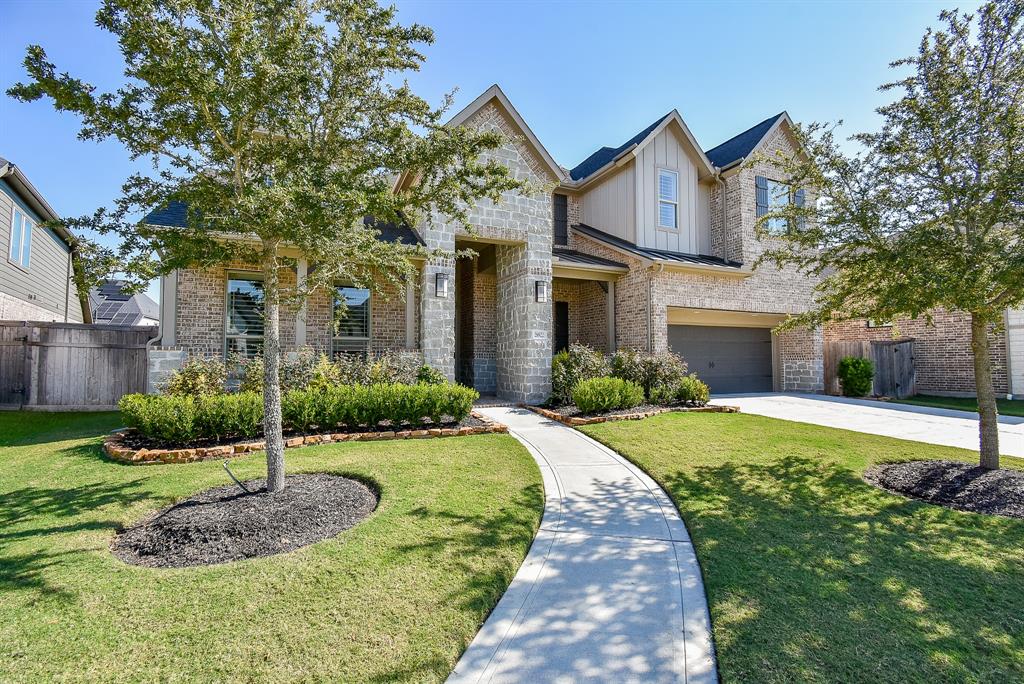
[756,1,1024,469]
[8,0,525,492]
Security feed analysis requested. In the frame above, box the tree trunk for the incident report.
[262,240,286,493]
[970,313,1000,470]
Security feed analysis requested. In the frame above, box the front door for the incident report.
[554,302,569,353]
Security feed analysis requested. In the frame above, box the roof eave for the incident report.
[655,259,753,279]
[0,161,73,244]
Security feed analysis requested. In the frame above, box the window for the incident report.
[756,176,805,233]
[9,207,32,269]
[225,275,264,358]
[867,319,892,328]
[657,169,678,229]
[553,194,568,246]
[332,285,371,357]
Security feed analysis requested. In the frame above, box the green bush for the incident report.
[551,344,610,405]
[675,374,710,406]
[838,356,874,397]
[610,349,687,401]
[119,394,199,443]
[416,364,447,385]
[196,392,264,440]
[161,357,226,396]
[572,377,644,414]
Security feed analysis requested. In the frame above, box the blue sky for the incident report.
[0,0,978,300]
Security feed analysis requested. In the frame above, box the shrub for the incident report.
[675,374,710,406]
[838,356,874,397]
[196,392,263,440]
[416,364,447,385]
[233,354,264,394]
[610,349,687,401]
[550,344,610,405]
[572,377,644,414]
[161,357,226,396]
[119,394,198,443]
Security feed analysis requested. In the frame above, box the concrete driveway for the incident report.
[711,393,1024,458]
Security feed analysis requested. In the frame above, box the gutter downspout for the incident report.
[64,249,71,323]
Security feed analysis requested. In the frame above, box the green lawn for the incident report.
[0,412,542,683]
[893,394,1024,417]
[581,413,1024,683]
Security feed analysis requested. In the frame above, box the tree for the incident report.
[8,0,524,492]
[757,0,1024,469]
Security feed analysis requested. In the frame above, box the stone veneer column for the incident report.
[420,216,456,380]
[495,235,552,403]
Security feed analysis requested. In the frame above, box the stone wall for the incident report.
[147,347,186,394]
[825,310,1010,396]
[777,327,825,392]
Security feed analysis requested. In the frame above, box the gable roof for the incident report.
[704,112,786,169]
[568,113,671,181]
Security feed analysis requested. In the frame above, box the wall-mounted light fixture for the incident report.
[535,280,549,303]
[435,272,450,298]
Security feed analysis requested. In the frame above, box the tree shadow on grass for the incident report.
[659,454,1024,683]
[0,411,122,448]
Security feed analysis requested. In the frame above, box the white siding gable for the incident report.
[635,126,710,254]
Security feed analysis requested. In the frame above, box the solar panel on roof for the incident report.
[95,301,123,319]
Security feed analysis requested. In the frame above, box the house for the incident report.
[0,157,84,323]
[148,85,823,402]
[826,310,1024,399]
[89,280,160,327]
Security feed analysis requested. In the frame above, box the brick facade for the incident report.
[456,256,498,392]
[552,277,609,352]
[826,310,1010,396]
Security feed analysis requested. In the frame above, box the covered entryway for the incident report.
[667,308,786,394]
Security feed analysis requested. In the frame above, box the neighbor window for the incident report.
[756,176,805,233]
[8,207,32,269]
[657,169,678,229]
[225,275,264,358]
[332,285,371,357]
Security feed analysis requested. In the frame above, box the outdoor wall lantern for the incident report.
[435,272,450,298]
[535,280,549,303]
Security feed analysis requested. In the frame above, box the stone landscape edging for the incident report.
[524,403,739,427]
[103,411,508,464]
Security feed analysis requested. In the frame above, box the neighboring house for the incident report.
[89,280,160,327]
[0,157,84,323]
[827,310,1024,399]
[149,85,823,401]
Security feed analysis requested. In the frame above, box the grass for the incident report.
[892,394,1024,417]
[0,411,543,683]
[580,413,1024,683]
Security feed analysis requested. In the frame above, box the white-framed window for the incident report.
[225,274,264,358]
[332,285,371,357]
[765,179,791,233]
[657,169,678,230]
[9,206,33,269]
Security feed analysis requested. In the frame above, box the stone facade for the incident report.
[147,347,186,393]
[825,310,1010,396]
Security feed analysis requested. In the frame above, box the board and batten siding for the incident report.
[0,179,82,322]
[634,126,711,255]
[579,164,636,244]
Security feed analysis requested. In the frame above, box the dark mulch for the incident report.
[542,403,667,419]
[864,460,1024,520]
[112,474,378,568]
[119,414,488,451]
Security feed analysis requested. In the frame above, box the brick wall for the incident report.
[456,256,497,392]
[551,278,609,352]
[826,310,1010,396]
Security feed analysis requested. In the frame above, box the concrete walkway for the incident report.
[712,393,1024,458]
[448,406,716,684]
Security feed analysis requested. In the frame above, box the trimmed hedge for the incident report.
[119,383,479,445]
[572,377,644,414]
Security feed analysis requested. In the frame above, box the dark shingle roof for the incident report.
[704,113,785,168]
[552,247,627,270]
[569,113,673,181]
[573,223,743,269]
[144,201,424,246]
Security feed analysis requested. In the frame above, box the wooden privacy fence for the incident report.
[824,338,916,398]
[0,321,158,410]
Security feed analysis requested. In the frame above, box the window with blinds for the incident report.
[225,276,264,358]
[332,285,371,357]
[553,193,568,246]
[657,169,678,229]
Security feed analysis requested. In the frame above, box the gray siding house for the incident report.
[0,158,83,323]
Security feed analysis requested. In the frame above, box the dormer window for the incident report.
[657,169,678,230]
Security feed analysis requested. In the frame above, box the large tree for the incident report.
[758,0,1024,468]
[8,0,523,492]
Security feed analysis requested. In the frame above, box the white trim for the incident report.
[295,259,308,347]
[332,283,372,357]
[8,204,33,270]
[607,280,616,352]
[405,279,416,350]
[656,168,679,231]
[224,270,265,358]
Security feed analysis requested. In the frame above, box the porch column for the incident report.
[420,216,456,379]
[607,280,616,352]
[495,237,551,404]
[405,279,416,350]
[295,258,307,348]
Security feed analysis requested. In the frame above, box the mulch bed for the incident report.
[864,460,1024,520]
[528,402,739,427]
[112,473,378,568]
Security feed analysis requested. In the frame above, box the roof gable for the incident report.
[704,112,786,168]
[569,114,670,181]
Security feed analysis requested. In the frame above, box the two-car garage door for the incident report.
[668,325,773,394]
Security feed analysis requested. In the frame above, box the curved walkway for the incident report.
[448,407,717,684]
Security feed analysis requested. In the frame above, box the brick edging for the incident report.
[103,411,508,464]
[523,404,739,427]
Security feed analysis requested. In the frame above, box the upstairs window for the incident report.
[657,169,678,229]
[333,285,371,357]
[756,176,805,233]
[9,207,32,269]
[553,194,568,246]
[225,275,264,358]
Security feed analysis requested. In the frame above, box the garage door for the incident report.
[668,325,773,394]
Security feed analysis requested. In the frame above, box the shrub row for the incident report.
[573,378,644,414]
[120,383,479,445]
